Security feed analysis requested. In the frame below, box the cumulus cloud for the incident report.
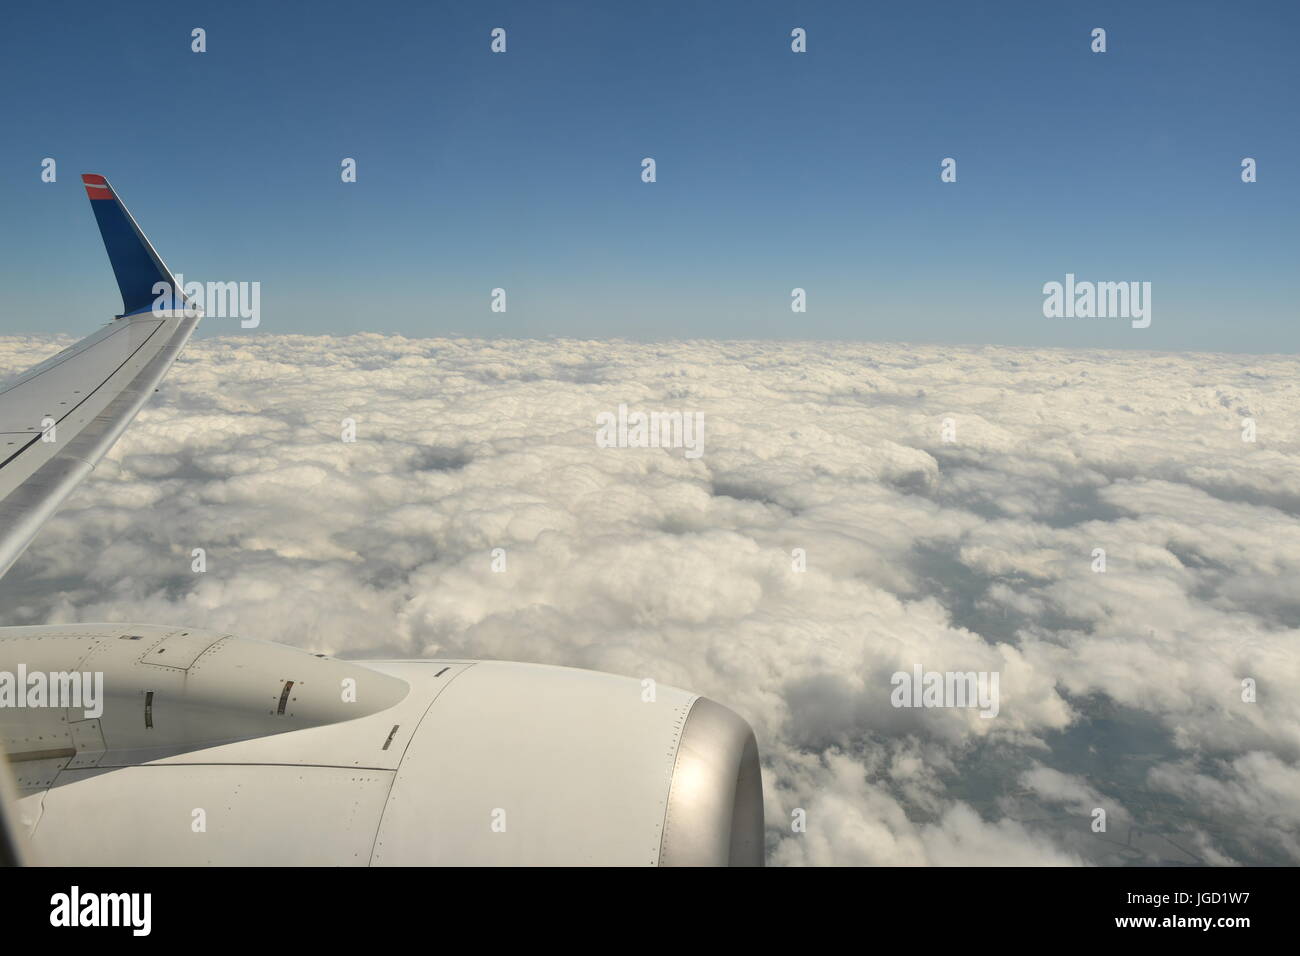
[1,333,1297,865]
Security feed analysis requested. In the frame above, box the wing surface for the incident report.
[0,174,200,578]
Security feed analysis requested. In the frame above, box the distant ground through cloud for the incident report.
[2,333,1297,866]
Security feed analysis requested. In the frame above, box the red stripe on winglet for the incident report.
[81,173,113,200]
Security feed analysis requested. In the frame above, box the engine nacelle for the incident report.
[0,625,763,866]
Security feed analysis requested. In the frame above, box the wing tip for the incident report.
[81,173,113,200]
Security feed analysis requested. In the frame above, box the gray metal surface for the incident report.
[0,310,200,579]
[658,696,765,866]
[0,754,23,866]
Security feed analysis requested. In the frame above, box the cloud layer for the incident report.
[2,332,1298,865]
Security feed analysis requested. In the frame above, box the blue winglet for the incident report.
[82,173,182,317]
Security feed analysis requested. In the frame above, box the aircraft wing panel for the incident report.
[0,312,198,578]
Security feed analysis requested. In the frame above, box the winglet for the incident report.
[81,173,184,317]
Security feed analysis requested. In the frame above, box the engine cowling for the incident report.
[0,624,764,866]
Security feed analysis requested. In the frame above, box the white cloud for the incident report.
[2,333,1298,865]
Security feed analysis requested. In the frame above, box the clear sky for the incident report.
[1,0,1295,351]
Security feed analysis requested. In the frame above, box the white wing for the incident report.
[0,174,199,579]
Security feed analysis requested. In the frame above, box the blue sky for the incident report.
[0,0,1295,351]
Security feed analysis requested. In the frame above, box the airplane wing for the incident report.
[0,174,200,579]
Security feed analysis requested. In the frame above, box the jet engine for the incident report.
[0,624,763,866]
